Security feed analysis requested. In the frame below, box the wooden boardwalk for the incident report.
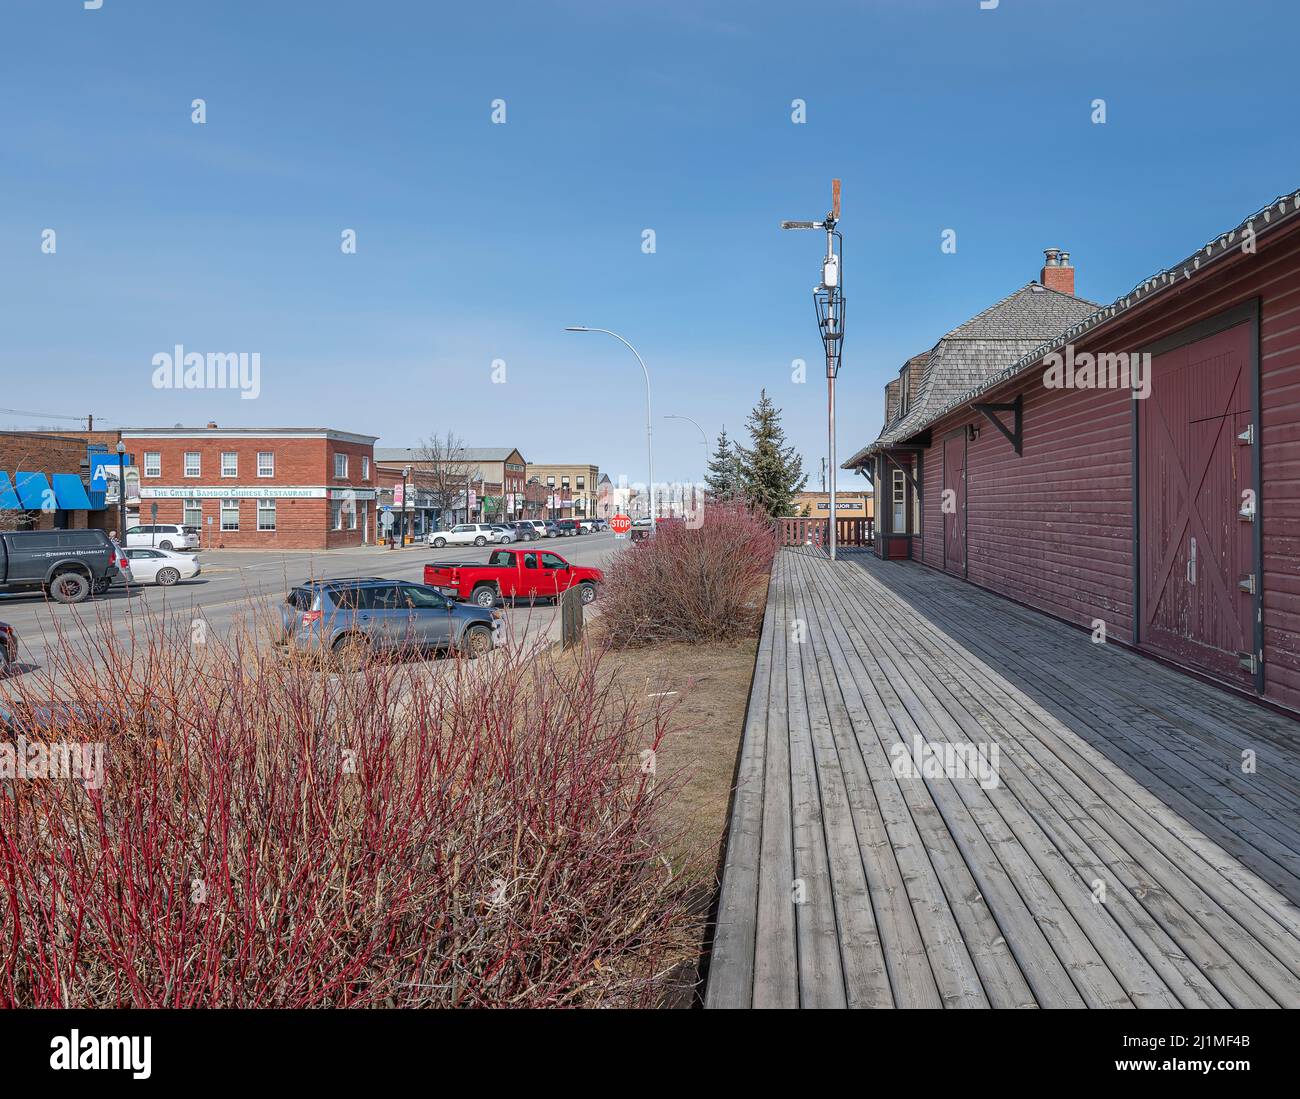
[706,548,1300,1008]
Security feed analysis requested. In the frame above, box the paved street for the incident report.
[0,532,623,689]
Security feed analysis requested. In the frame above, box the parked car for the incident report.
[428,523,504,548]
[555,519,582,537]
[123,524,200,552]
[277,578,502,668]
[424,547,604,607]
[122,547,201,587]
[632,517,653,528]
[508,521,541,541]
[489,524,517,544]
[0,621,17,674]
[577,518,602,533]
[540,521,561,538]
[0,529,123,604]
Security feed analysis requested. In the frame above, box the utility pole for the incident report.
[782,179,845,559]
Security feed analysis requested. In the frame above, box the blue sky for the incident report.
[2,0,1296,490]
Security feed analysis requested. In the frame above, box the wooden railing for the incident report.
[779,517,874,548]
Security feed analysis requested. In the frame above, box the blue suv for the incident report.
[278,578,501,668]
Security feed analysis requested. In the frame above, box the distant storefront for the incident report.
[790,491,873,520]
[0,431,99,531]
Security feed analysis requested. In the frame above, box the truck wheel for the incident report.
[158,540,174,551]
[93,577,112,595]
[156,568,181,587]
[579,582,597,605]
[49,571,91,604]
[432,537,446,548]
[464,625,493,658]
[472,585,497,608]
[474,536,487,546]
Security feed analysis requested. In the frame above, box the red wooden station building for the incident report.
[844,186,1300,714]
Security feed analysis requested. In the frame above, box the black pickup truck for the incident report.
[0,529,121,604]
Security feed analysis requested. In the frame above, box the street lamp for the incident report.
[782,179,845,560]
[565,326,655,535]
[114,439,126,540]
[664,414,708,449]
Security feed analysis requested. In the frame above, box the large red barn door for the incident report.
[943,432,966,576]
[1138,322,1255,685]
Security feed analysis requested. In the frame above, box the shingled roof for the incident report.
[843,185,1300,469]
[842,283,1097,467]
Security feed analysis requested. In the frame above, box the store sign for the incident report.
[142,485,323,499]
[91,456,139,505]
[816,501,863,511]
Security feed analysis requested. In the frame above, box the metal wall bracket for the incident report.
[970,394,1023,456]
[1239,574,1256,594]
[1238,650,1260,673]
[1237,425,1254,445]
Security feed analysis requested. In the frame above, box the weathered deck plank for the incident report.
[705,548,1300,1009]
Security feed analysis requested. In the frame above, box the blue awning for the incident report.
[52,473,92,510]
[0,472,19,510]
[13,471,53,510]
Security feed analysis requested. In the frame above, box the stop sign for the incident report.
[610,513,632,535]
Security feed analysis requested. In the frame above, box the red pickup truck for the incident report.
[424,547,604,608]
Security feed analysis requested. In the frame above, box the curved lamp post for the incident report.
[664,413,708,449]
[565,326,654,534]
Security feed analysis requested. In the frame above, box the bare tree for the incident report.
[418,432,472,526]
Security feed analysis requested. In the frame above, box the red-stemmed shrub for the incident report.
[598,501,776,646]
[0,611,696,1007]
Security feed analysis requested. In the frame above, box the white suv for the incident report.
[428,523,503,548]
[124,524,200,551]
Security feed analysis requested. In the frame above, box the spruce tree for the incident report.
[704,426,741,500]
[736,389,807,517]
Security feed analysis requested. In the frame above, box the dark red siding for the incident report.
[905,220,1300,712]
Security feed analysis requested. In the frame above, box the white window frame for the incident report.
[892,469,907,534]
[183,498,202,527]
[361,456,370,481]
[220,498,240,531]
[221,452,238,478]
[334,453,348,479]
[256,497,276,531]
[256,451,274,478]
[183,451,201,478]
[143,452,161,478]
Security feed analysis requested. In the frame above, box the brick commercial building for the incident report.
[375,447,530,524]
[0,430,97,530]
[126,426,378,549]
[526,463,600,519]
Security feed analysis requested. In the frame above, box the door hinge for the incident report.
[1238,573,1256,594]
[1238,651,1261,673]
[1237,425,1255,445]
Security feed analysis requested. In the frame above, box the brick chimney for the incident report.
[1040,248,1075,295]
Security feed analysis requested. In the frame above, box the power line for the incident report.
[0,408,115,428]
